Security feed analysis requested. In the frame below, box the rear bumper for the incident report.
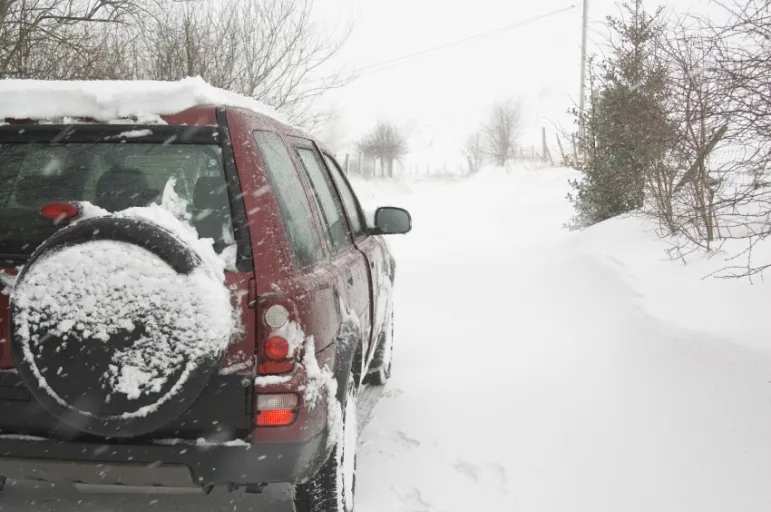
[0,433,329,487]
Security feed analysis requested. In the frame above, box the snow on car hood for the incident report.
[11,203,234,418]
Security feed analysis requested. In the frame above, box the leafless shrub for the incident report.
[462,132,485,174]
[696,0,771,275]
[627,1,771,277]
[648,17,733,248]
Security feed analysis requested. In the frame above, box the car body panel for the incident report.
[0,103,403,486]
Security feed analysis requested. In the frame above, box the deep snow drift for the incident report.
[351,167,771,512]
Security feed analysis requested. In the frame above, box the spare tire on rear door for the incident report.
[10,216,234,439]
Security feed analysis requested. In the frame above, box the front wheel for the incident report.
[293,380,358,512]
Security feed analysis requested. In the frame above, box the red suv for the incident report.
[0,83,411,512]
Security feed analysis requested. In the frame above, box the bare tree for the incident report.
[0,0,143,79]
[357,121,407,178]
[484,100,522,167]
[462,131,485,174]
[134,0,350,127]
[0,0,351,129]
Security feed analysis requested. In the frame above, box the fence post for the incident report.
[556,134,566,163]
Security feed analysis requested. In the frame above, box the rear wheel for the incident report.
[294,379,358,512]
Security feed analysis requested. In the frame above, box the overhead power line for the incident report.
[319,4,577,85]
[359,5,576,74]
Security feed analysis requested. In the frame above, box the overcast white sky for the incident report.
[313,0,715,166]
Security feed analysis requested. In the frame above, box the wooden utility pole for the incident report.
[579,0,589,145]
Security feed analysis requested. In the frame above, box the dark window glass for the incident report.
[296,148,350,252]
[0,142,234,260]
[253,131,322,267]
[323,154,366,238]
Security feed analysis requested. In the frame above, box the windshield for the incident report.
[0,142,234,263]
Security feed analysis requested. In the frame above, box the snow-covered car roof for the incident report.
[0,76,286,125]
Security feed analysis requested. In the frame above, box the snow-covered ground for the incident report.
[3,166,771,511]
[356,167,771,512]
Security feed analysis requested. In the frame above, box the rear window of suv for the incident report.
[0,136,234,264]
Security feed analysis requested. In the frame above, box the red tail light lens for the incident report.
[264,336,289,361]
[256,409,296,426]
[258,360,294,374]
[40,202,81,222]
[256,394,298,426]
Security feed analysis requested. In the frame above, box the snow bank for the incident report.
[354,166,771,512]
[0,76,287,124]
[576,214,771,352]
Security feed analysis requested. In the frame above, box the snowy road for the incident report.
[3,168,771,511]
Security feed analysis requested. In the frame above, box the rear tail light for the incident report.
[256,393,298,426]
[258,335,293,374]
[258,300,298,375]
[258,359,294,374]
[257,394,298,410]
[257,410,296,426]
[264,305,289,329]
[264,336,289,361]
[40,202,81,223]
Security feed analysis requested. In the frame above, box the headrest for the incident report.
[95,166,157,211]
[193,177,229,210]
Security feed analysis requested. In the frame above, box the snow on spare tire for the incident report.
[10,204,234,438]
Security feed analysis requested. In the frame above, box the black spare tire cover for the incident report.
[10,217,233,438]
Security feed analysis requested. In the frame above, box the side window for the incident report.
[253,131,322,267]
[323,154,366,238]
[295,147,350,252]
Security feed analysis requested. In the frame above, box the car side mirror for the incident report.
[371,207,412,235]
